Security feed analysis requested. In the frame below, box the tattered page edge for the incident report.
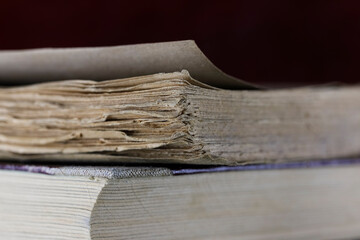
[0,40,259,89]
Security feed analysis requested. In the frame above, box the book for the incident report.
[1,41,360,239]
[1,162,360,239]
[0,41,359,165]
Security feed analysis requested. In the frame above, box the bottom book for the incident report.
[1,161,360,240]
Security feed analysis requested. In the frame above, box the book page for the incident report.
[0,40,258,89]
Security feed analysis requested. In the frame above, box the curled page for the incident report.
[0,40,257,89]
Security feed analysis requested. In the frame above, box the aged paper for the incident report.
[0,40,257,89]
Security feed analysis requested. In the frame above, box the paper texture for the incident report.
[1,72,360,165]
[0,40,257,89]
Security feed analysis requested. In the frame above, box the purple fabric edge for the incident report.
[171,158,360,175]
[0,164,55,175]
[1,158,360,176]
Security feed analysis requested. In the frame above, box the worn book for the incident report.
[1,41,360,240]
[1,161,360,239]
[0,41,359,165]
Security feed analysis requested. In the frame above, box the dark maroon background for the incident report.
[1,0,360,87]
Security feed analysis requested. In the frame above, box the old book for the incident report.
[1,70,360,165]
[1,162,360,239]
[0,40,359,165]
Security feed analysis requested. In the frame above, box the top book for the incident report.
[0,40,359,165]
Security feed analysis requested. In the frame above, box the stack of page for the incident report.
[0,41,360,239]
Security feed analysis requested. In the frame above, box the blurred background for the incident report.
[1,0,359,87]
